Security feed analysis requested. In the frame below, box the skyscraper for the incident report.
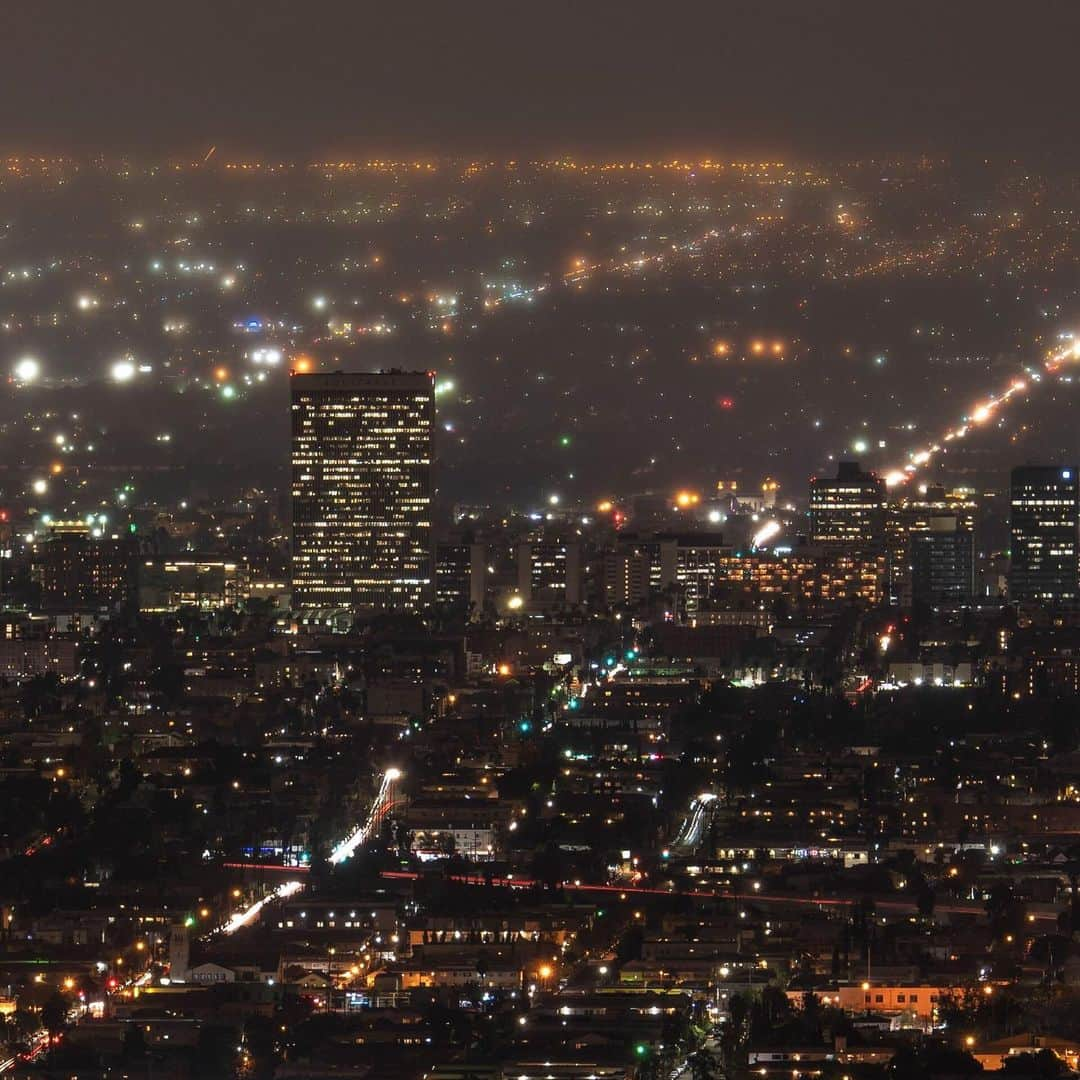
[1009,466,1079,603]
[809,461,886,548]
[291,371,434,611]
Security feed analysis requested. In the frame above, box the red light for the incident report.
[718,397,735,409]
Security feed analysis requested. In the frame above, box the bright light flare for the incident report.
[110,360,137,383]
[752,520,782,548]
[13,357,40,383]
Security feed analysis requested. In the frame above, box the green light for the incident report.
[128,523,137,534]
[518,720,531,733]
[184,916,195,928]
[559,435,571,447]
[635,1044,648,1056]
[221,385,236,399]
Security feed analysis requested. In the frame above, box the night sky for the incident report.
[3,1,1079,155]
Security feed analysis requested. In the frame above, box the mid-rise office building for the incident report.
[809,461,886,548]
[1009,465,1079,603]
[516,539,582,607]
[911,519,975,608]
[602,542,657,608]
[139,557,246,612]
[290,370,434,611]
[435,541,486,617]
[886,485,978,605]
[32,522,137,612]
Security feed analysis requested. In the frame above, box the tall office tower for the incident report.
[809,461,886,548]
[291,371,434,611]
[911,518,975,609]
[1009,465,1080,603]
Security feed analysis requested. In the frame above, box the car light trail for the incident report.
[214,879,303,936]
[483,227,723,313]
[671,793,718,851]
[379,871,1059,922]
[883,338,1080,488]
[328,767,402,865]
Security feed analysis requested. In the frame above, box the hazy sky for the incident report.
[3,1,1079,155]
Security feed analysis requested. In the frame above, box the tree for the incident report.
[40,992,69,1037]
[122,1021,147,1060]
[1002,1050,1069,1078]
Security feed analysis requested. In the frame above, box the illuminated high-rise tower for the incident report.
[1009,465,1079,603]
[809,461,886,548]
[291,371,434,611]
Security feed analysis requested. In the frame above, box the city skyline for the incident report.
[5,7,1080,1080]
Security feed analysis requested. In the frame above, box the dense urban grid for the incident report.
[2,151,1080,1080]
